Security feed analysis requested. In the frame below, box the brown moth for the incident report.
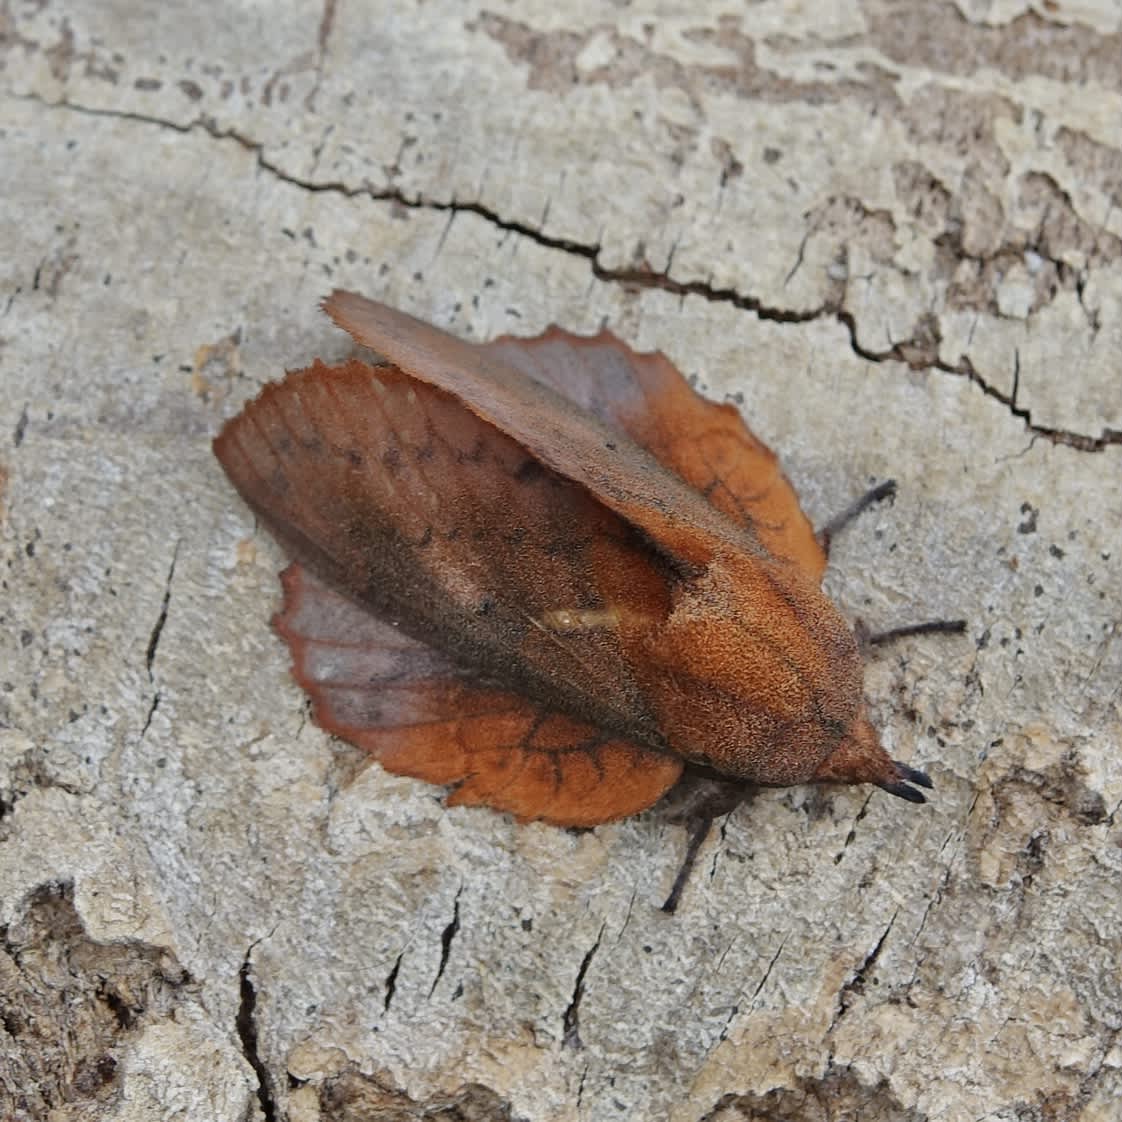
[213,292,940,887]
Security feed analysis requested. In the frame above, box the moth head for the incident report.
[812,711,933,803]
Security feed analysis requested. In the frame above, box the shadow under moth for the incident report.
[214,291,955,909]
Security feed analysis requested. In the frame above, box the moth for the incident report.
[214,292,956,907]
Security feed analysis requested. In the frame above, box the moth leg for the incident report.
[659,771,751,914]
[817,479,896,557]
[661,815,713,915]
[818,482,967,648]
[855,617,967,652]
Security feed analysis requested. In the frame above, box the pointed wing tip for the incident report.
[321,286,353,310]
[211,420,233,460]
[212,391,269,474]
[321,288,370,330]
[211,359,388,516]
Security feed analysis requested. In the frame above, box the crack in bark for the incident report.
[716,933,788,1046]
[236,943,279,1122]
[13,404,29,447]
[830,911,898,1031]
[145,542,179,681]
[909,860,953,958]
[906,817,971,992]
[838,308,1120,453]
[832,792,874,865]
[428,885,461,998]
[574,1062,589,1113]
[383,950,403,1013]
[747,934,788,1006]
[708,815,731,883]
[17,94,1121,453]
[613,889,638,944]
[140,541,178,739]
[562,924,604,1051]
[139,692,160,740]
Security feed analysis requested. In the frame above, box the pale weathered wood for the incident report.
[2,3,1120,1120]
